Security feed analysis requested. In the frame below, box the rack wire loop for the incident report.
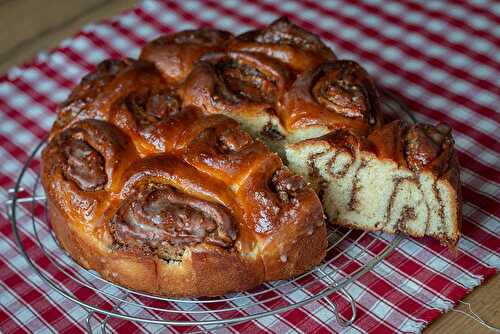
[317,267,357,327]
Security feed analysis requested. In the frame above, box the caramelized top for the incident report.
[270,168,306,204]
[199,51,294,105]
[215,57,278,104]
[65,59,132,108]
[312,61,373,120]
[119,86,181,127]
[168,29,232,46]
[280,61,382,135]
[52,59,133,134]
[254,17,330,53]
[229,17,336,72]
[41,119,139,223]
[61,138,107,192]
[140,29,233,83]
[404,123,452,172]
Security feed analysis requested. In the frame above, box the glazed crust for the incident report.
[182,51,294,119]
[180,26,382,143]
[368,120,462,246]
[50,60,167,139]
[227,17,336,72]
[140,29,233,83]
[281,61,383,136]
[43,16,461,298]
[43,108,326,297]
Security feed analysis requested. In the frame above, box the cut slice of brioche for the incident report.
[285,121,461,247]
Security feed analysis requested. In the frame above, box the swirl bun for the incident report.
[43,17,461,298]
[52,59,133,135]
[110,183,237,251]
[43,84,326,296]
[281,61,383,142]
[228,17,336,72]
[108,82,182,154]
[140,29,233,83]
[51,60,168,138]
[182,51,293,152]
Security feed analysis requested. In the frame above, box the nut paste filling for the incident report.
[110,184,238,259]
[119,86,181,127]
[61,136,107,191]
[312,61,374,121]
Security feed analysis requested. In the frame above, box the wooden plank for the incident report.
[0,0,104,53]
[0,0,136,73]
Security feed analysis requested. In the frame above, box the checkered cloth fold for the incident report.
[0,1,499,333]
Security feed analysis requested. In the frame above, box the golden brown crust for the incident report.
[51,58,135,136]
[108,80,182,154]
[281,61,383,136]
[51,60,167,139]
[367,120,459,178]
[182,51,295,116]
[183,118,270,183]
[174,22,381,146]
[436,149,462,248]
[140,29,233,83]
[43,108,326,297]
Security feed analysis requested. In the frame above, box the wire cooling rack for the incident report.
[7,87,414,333]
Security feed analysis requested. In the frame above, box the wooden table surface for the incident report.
[1,1,498,333]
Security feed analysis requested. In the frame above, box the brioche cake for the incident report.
[43,16,462,297]
[142,17,461,246]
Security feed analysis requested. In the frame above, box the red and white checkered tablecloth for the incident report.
[0,0,499,333]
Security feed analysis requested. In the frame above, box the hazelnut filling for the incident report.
[404,123,450,172]
[110,184,237,259]
[270,168,306,204]
[121,87,181,127]
[254,17,328,53]
[215,59,277,104]
[61,137,107,191]
[56,59,131,127]
[312,62,371,119]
